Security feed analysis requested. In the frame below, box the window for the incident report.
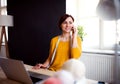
[66,0,120,53]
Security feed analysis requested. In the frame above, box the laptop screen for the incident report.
[0,57,33,84]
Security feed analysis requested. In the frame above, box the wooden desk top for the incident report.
[24,64,98,84]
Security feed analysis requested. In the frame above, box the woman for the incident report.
[33,14,82,71]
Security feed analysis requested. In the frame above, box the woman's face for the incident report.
[61,17,74,33]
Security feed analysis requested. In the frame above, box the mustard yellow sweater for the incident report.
[48,36,82,71]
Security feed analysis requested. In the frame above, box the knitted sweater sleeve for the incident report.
[71,36,82,59]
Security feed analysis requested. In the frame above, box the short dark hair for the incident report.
[58,14,74,30]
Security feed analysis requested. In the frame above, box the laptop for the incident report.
[0,57,42,84]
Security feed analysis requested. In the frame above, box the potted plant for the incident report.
[77,25,87,41]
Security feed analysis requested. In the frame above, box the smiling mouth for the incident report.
[65,27,71,30]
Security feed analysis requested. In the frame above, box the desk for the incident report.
[24,64,98,84]
[0,64,98,84]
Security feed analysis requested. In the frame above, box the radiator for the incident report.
[79,53,116,83]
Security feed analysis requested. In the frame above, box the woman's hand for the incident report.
[72,26,78,38]
[71,26,78,48]
[32,63,47,69]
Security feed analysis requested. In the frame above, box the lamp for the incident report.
[96,0,120,20]
[96,0,120,84]
[0,15,13,58]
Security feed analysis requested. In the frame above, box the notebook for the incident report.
[0,57,41,84]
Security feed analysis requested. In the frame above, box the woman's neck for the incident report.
[60,33,70,41]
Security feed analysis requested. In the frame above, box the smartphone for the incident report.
[71,27,74,33]
[70,28,73,37]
